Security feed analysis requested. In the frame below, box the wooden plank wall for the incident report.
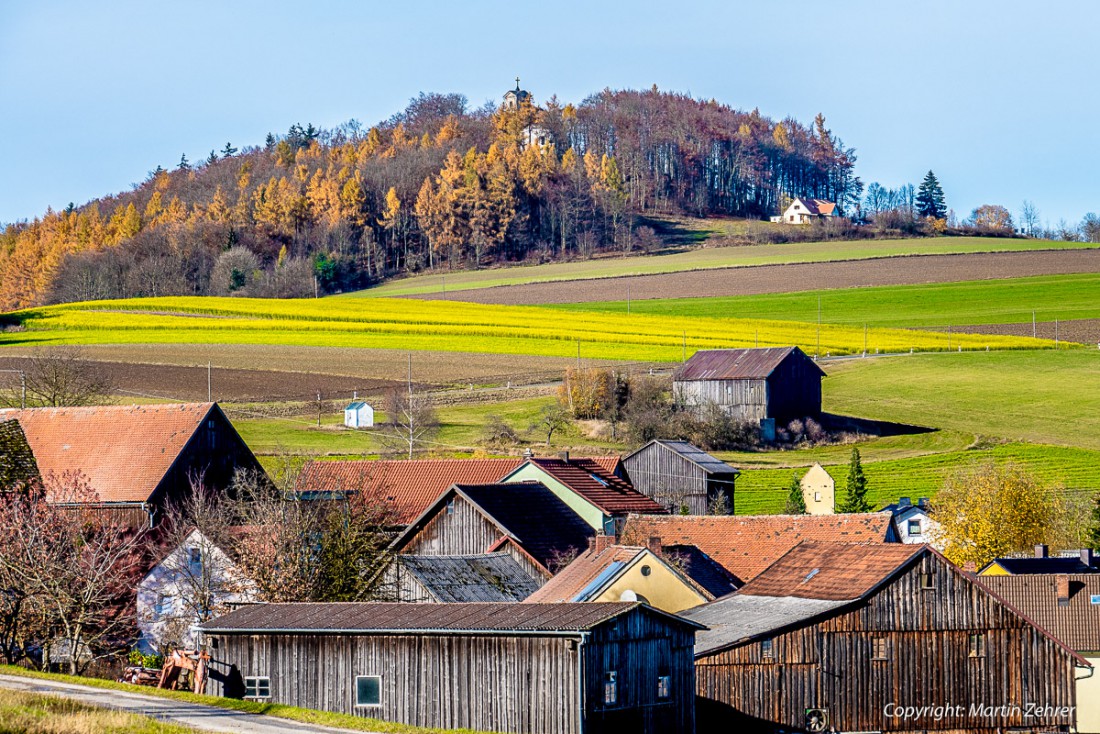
[695,554,1079,733]
[403,496,500,556]
[675,379,767,424]
[765,354,822,423]
[623,444,710,515]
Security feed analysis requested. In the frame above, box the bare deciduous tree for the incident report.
[379,387,440,460]
[0,346,114,408]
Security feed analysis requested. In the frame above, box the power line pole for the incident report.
[207,362,212,402]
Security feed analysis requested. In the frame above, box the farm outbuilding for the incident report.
[682,542,1088,734]
[674,347,825,430]
[343,401,374,428]
[202,601,703,734]
[622,440,740,515]
[799,463,835,515]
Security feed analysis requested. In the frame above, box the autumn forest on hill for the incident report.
[0,87,866,310]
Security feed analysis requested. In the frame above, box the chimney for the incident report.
[559,450,570,463]
[899,497,912,507]
[523,447,534,459]
[593,534,613,554]
[917,497,930,510]
[647,536,663,556]
[1056,574,1070,606]
[1035,544,1049,559]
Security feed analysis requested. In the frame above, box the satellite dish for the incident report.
[619,590,638,602]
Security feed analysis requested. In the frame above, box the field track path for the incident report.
[410,249,1100,305]
[0,674,373,734]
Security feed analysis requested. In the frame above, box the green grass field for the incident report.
[348,236,1091,298]
[0,296,1052,361]
[0,687,193,734]
[551,273,1100,328]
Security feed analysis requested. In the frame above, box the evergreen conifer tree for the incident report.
[784,472,807,514]
[916,170,947,219]
[840,447,871,512]
[178,153,190,171]
[222,142,238,158]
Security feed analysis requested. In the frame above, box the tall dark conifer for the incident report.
[916,170,947,219]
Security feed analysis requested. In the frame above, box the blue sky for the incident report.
[2,0,1097,228]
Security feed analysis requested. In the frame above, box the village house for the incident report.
[769,197,838,224]
[622,512,897,585]
[880,496,941,546]
[136,528,257,653]
[524,535,737,613]
[202,601,703,734]
[382,481,596,594]
[0,403,265,527]
[622,440,740,515]
[682,542,1088,734]
[979,545,1100,575]
[500,454,667,535]
[294,457,526,525]
[978,573,1100,733]
[673,347,825,437]
[799,463,835,515]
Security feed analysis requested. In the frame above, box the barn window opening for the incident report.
[761,638,774,659]
[872,637,889,660]
[604,671,618,705]
[245,676,271,699]
[921,573,935,590]
[657,675,671,699]
[969,633,986,658]
[356,675,382,707]
[445,498,455,515]
[908,519,923,536]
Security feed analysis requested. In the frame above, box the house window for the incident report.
[245,676,271,699]
[761,638,774,659]
[969,633,986,658]
[872,637,889,660]
[355,675,382,707]
[908,519,923,536]
[657,675,671,699]
[154,592,172,616]
[814,492,822,502]
[921,573,935,590]
[603,671,618,705]
[445,498,455,515]
[188,547,203,573]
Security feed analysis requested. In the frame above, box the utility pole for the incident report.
[316,391,322,427]
[207,362,212,402]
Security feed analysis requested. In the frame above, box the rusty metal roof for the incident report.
[675,347,824,381]
[977,574,1100,651]
[202,601,697,634]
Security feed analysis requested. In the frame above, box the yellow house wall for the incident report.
[801,464,835,516]
[1080,656,1100,734]
[502,464,611,533]
[591,553,707,614]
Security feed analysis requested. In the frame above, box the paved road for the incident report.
[0,674,374,734]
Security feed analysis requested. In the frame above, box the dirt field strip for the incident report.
[414,249,1100,305]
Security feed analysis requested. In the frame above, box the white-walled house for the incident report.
[770,198,838,224]
[880,497,941,547]
[136,528,257,653]
[344,401,374,429]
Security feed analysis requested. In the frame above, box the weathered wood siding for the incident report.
[676,378,768,424]
[623,443,737,515]
[206,607,697,734]
[695,554,1079,733]
[397,496,546,579]
[674,352,822,427]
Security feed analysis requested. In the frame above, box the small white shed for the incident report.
[344,401,374,428]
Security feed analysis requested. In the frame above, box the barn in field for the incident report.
[202,601,702,734]
[622,440,740,515]
[674,347,825,430]
[682,542,1087,734]
[0,403,265,527]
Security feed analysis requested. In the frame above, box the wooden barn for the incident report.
[0,403,265,527]
[674,347,825,428]
[382,482,596,591]
[202,601,703,734]
[622,440,740,515]
[681,542,1088,734]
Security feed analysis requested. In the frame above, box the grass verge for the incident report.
[0,666,488,734]
[0,687,193,734]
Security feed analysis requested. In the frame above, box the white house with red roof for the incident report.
[771,197,838,224]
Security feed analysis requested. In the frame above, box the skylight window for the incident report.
[589,474,609,487]
[802,568,820,583]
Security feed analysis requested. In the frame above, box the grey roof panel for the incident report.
[653,440,741,476]
[398,553,542,603]
[680,594,853,655]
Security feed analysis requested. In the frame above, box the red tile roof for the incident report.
[525,458,667,516]
[976,574,1100,651]
[737,541,925,601]
[0,403,216,503]
[622,512,895,583]
[525,545,646,603]
[296,459,523,524]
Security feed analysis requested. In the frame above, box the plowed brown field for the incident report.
[415,249,1100,305]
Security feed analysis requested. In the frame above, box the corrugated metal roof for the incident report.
[977,574,1100,651]
[682,594,851,654]
[396,553,542,603]
[675,347,824,381]
[0,403,217,503]
[203,601,649,634]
